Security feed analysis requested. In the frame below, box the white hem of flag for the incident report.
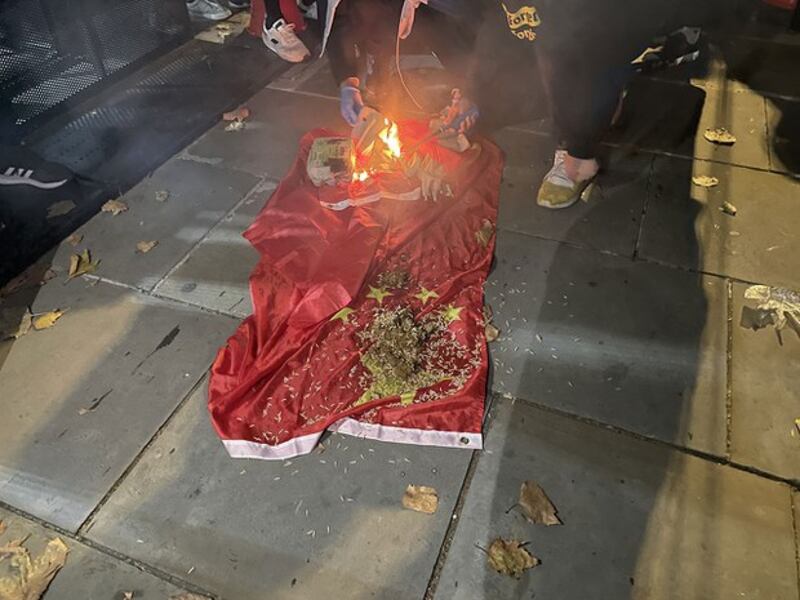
[221,420,481,460]
[222,432,322,460]
[329,418,482,450]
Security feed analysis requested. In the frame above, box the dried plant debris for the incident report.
[0,308,33,341]
[225,120,245,132]
[170,593,211,600]
[68,250,99,279]
[101,199,128,216]
[32,310,65,331]
[402,485,439,514]
[486,538,539,578]
[691,175,719,188]
[135,240,158,254]
[223,107,250,122]
[0,536,69,600]
[519,481,561,526]
[485,323,500,343]
[475,219,495,248]
[155,190,170,203]
[46,200,75,219]
[704,127,736,145]
[356,305,477,406]
[720,201,737,216]
[376,269,411,290]
[740,285,800,341]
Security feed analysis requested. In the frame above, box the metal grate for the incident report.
[0,0,190,143]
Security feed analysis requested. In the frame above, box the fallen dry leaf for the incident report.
[101,199,128,216]
[66,233,83,246]
[123,593,134,600]
[154,190,170,202]
[224,120,245,132]
[519,481,561,526]
[46,200,75,219]
[136,240,158,254]
[170,593,210,600]
[0,536,69,600]
[691,175,719,188]
[485,323,500,343]
[32,309,65,331]
[223,107,250,122]
[720,201,737,216]
[68,250,98,279]
[0,308,33,341]
[486,538,539,578]
[41,269,57,285]
[704,127,736,145]
[402,485,439,514]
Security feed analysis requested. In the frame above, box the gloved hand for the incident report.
[440,88,479,134]
[340,78,365,126]
[399,0,425,40]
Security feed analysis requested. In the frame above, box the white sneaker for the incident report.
[186,0,232,21]
[536,150,598,210]
[0,166,68,190]
[262,18,310,63]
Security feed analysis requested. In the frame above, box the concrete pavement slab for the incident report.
[154,180,277,318]
[0,279,236,531]
[729,281,800,481]
[0,507,195,600]
[486,230,727,456]
[494,128,652,257]
[46,157,259,292]
[85,384,473,600]
[639,155,800,289]
[434,398,798,600]
[185,88,344,179]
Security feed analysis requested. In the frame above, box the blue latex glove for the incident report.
[440,89,479,134]
[340,84,364,126]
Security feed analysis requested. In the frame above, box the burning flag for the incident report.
[208,120,503,459]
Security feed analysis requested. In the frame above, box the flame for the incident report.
[378,119,402,158]
[352,170,369,182]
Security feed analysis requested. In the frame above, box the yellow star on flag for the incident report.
[414,287,439,305]
[367,286,393,305]
[330,307,355,323]
[442,305,464,324]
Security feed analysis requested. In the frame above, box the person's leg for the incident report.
[264,0,281,28]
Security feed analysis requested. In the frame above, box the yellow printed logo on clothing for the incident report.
[502,3,540,42]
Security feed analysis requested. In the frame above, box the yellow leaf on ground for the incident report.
[704,127,736,145]
[66,233,83,246]
[485,323,500,343]
[32,310,65,331]
[68,250,99,279]
[136,240,158,254]
[519,480,561,525]
[402,485,439,514]
[0,537,69,600]
[487,538,539,578]
[223,107,250,122]
[691,175,719,188]
[101,199,128,216]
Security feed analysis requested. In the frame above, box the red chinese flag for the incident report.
[208,121,503,459]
